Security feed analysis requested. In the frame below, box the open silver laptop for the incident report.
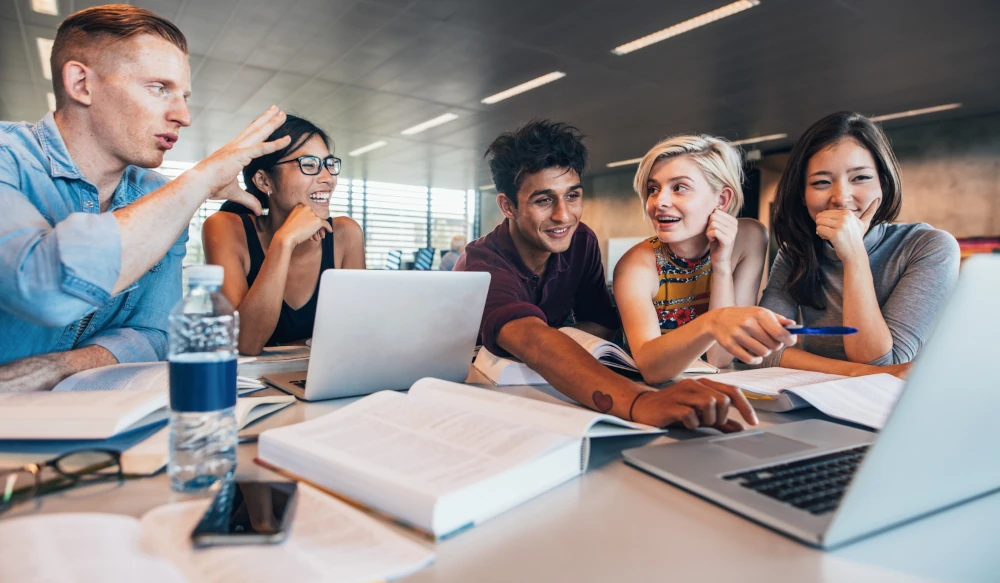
[264,270,490,401]
[623,254,1000,549]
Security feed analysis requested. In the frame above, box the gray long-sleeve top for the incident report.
[759,222,960,367]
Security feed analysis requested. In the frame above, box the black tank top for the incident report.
[239,214,335,346]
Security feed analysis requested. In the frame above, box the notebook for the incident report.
[710,367,905,429]
[257,377,663,540]
[0,483,434,583]
[473,326,717,385]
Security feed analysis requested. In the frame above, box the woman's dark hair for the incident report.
[485,119,588,207]
[771,111,902,309]
[219,114,332,214]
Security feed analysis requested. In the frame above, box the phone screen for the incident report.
[191,480,298,546]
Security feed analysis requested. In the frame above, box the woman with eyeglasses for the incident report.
[203,115,365,355]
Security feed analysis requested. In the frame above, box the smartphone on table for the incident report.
[191,480,298,547]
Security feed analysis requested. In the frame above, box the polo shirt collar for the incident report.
[34,112,86,181]
[497,219,571,280]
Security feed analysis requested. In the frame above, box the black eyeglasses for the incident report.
[1,449,127,513]
[275,155,342,176]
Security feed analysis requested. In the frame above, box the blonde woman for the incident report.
[614,136,797,384]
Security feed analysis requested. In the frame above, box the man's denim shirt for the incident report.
[0,113,187,366]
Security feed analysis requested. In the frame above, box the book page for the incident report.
[139,483,434,583]
[786,374,905,429]
[0,513,188,583]
[53,362,264,394]
[53,363,168,392]
[710,367,846,396]
[262,390,570,497]
[0,391,167,439]
[409,378,658,438]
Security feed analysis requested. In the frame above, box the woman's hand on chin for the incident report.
[814,198,880,263]
[275,204,334,249]
[706,209,738,273]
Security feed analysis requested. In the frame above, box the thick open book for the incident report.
[0,483,434,583]
[473,326,717,385]
[711,368,905,429]
[0,395,294,475]
[258,378,663,540]
[0,361,287,442]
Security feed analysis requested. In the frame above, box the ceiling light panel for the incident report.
[400,113,459,136]
[606,158,644,168]
[612,0,760,56]
[348,140,388,157]
[37,38,54,80]
[870,103,962,122]
[481,72,567,105]
[730,133,787,146]
[32,0,58,15]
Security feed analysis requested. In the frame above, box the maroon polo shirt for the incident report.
[455,219,620,357]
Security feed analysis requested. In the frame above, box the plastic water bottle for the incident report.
[167,265,239,492]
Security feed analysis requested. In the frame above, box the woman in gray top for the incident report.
[760,112,960,375]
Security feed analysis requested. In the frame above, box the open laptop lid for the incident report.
[301,270,490,400]
[825,254,1000,547]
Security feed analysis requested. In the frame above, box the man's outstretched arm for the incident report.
[497,317,758,429]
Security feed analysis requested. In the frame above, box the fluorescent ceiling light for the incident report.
[46,92,56,112]
[481,72,567,105]
[478,183,496,191]
[400,113,459,135]
[612,0,760,55]
[37,38,54,80]
[606,157,643,168]
[730,133,787,146]
[348,140,388,157]
[870,103,962,122]
[32,0,58,15]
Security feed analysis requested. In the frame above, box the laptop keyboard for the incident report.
[723,445,870,515]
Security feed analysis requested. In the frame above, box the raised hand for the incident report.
[707,307,798,365]
[185,106,292,215]
[815,198,880,263]
[275,204,333,248]
[631,378,758,431]
[706,209,739,272]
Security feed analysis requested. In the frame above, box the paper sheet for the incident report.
[786,374,905,429]
[139,483,434,583]
[711,367,846,395]
[0,513,188,583]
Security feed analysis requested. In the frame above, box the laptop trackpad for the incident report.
[712,432,816,459]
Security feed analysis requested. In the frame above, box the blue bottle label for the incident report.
[169,357,237,412]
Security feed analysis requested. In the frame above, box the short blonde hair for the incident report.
[632,135,745,216]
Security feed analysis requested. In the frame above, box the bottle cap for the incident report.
[185,265,224,286]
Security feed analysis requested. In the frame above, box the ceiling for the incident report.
[2,0,999,190]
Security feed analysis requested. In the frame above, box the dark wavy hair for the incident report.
[485,120,588,207]
[219,114,332,214]
[771,111,902,309]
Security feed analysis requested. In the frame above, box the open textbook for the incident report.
[473,326,718,386]
[0,362,287,441]
[0,395,294,474]
[710,368,906,429]
[0,483,434,583]
[258,377,663,540]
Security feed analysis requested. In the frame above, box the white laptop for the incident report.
[623,254,1000,549]
[263,270,490,401]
